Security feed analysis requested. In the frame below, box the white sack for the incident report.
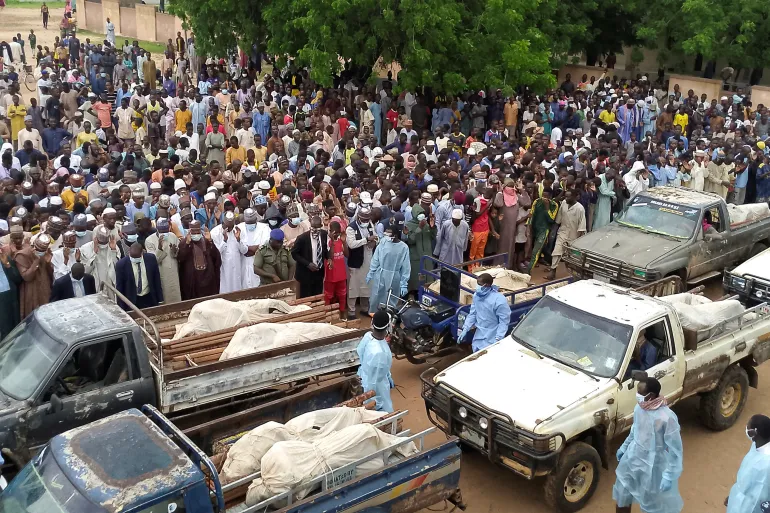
[245,424,418,506]
[172,298,311,340]
[219,322,352,361]
[659,296,745,333]
[658,292,712,306]
[727,203,770,225]
[220,407,386,484]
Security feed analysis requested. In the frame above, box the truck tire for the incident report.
[544,442,601,513]
[699,365,749,431]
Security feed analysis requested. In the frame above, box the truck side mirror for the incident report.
[631,370,648,382]
[48,394,63,415]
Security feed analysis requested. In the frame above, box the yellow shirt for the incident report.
[673,113,688,134]
[599,110,616,124]
[76,131,98,148]
[175,109,192,133]
[225,145,247,167]
[8,105,27,141]
[252,146,267,165]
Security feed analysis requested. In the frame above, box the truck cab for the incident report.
[422,279,770,511]
[0,296,154,460]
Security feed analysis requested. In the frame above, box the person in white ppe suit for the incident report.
[725,414,770,513]
[623,160,650,197]
[356,310,394,412]
[614,376,683,513]
[366,226,410,314]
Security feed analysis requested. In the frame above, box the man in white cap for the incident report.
[145,217,182,304]
[87,169,114,202]
[15,232,53,318]
[689,150,708,191]
[210,211,243,293]
[421,140,438,163]
[434,207,469,266]
[237,208,270,289]
[346,206,377,319]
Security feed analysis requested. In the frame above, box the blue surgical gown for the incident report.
[458,285,510,352]
[356,332,394,412]
[613,404,684,513]
[727,443,770,513]
[366,239,410,314]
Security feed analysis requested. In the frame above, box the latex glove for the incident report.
[400,286,408,297]
[660,478,672,492]
[616,448,624,462]
[458,331,467,344]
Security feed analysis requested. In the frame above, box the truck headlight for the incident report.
[458,406,468,419]
[633,269,647,278]
[731,276,748,290]
[478,417,489,430]
[570,248,582,258]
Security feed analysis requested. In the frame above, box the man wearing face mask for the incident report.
[366,225,410,315]
[346,206,377,319]
[291,215,328,298]
[356,310,395,412]
[50,231,79,280]
[434,207,469,266]
[79,225,119,299]
[280,202,310,247]
[116,242,163,310]
[87,169,113,203]
[725,414,770,513]
[177,220,221,300]
[72,214,93,248]
[210,211,243,294]
[50,262,96,302]
[144,218,181,304]
[16,181,39,206]
[250,194,269,220]
[614,377,683,513]
[118,222,140,259]
[15,233,54,318]
[404,204,437,295]
[457,272,508,352]
[237,208,270,289]
[253,229,295,285]
[61,174,89,212]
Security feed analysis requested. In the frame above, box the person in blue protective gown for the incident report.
[725,414,770,513]
[457,273,509,352]
[356,310,394,412]
[366,226,410,314]
[614,377,683,513]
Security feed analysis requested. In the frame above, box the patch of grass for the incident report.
[75,30,167,55]
[5,0,66,8]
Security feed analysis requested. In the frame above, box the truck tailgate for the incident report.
[160,331,365,413]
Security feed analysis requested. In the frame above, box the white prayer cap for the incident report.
[342,187,352,195]
[206,186,217,194]
[103,207,117,215]
[503,152,514,160]
[359,191,373,204]
[86,214,97,223]
[323,175,332,183]
[427,184,439,193]
[224,211,235,221]
[204,192,216,201]
[150,182,161,190]
[426,140,435,146]
[451,208,464,220]
[213,181,224,190]
[258,180,271,190]
[50,196,63,206]
[174,179,186,191]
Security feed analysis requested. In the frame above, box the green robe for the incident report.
[0,260,22,339]
[405,205,437,292]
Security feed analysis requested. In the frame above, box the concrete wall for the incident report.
[555,65,632,87]
[78,0,184,43]
[135,4,157,43]
[751,87,770,110]
[667,74,722,103]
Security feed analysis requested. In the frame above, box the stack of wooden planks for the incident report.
[161,294,350,371]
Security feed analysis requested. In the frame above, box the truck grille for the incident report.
[750,278,770,300]
[582,253,633,279]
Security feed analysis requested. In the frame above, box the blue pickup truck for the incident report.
[386,254,572,363]
[0,405,464,513]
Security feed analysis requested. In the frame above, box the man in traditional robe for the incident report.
[210,211,242,293]
[15,233,53,318]
[177,220,221,300]
[144,218,181,304]
[79,225,119,299]
[236,208,270,289]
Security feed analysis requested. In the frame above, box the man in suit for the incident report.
[291,215,327,298]
[49,263,97,302]
[115,242,163,310]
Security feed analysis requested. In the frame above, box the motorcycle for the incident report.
[381,291,469,364]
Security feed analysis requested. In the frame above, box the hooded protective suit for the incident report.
[366,235,410,314]
[356,332,394,412]
[726,441,770,513]
[458,284,509,352]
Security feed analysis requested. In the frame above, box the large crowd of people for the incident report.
[0,14,768,328]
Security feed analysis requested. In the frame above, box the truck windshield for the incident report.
[511,296,633,378]
[0,317,65,400]
[616,195,700,239]
[0,447,104,513]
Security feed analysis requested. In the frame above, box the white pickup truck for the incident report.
[421,279,770,512]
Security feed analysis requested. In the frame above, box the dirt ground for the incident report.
[0,5,63,67]
[395,267,763,513]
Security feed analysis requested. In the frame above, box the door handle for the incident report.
[654,370,667,380]
[116,391,134,400]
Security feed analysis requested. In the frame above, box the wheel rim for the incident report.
[720,382,742,418]
[563,460,594,503]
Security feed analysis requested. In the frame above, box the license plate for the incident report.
[459,426,486,448]
[422,295,433,306]
[593,273,611,283]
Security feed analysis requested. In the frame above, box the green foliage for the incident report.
[637,0,770,69]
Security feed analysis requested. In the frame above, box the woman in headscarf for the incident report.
[498,178,521,268]
[526,188,558,273]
